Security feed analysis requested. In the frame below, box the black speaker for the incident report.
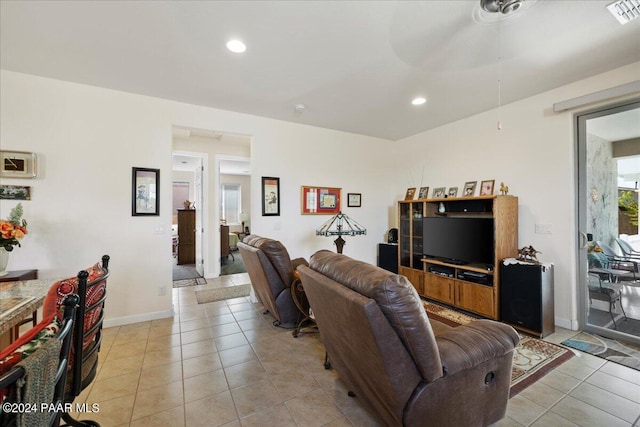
[500,263,554,337]
[378,243,398,274]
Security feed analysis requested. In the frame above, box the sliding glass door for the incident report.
[577,99,640,345]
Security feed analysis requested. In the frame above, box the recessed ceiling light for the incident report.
[226,40,246,53]
[412,97,427,106]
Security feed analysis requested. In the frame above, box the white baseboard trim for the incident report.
[103,308,174,328]
[555,316,578,331]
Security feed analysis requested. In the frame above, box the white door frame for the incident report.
[173,150,209,277]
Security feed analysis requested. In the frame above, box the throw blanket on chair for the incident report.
[15,337,62,427]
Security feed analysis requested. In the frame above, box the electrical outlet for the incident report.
[158,286,166,296]
[535,224,552,234]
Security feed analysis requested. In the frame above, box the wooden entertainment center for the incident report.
[398,195,518,319]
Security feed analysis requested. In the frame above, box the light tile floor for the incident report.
[71,273,640,426]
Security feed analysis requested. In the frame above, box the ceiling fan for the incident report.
[481,0,525,14]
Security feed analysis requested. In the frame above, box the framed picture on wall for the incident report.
[347,193,362,207]
[0,185,31,200]
[262,177,280,216]
[132,167,160,216]
[301,186,341,214]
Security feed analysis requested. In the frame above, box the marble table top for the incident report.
[0,279,56,336]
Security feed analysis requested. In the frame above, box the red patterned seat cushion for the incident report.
[0,312,59,375]
[0,312,60,403]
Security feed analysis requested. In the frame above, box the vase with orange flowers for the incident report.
[0,203,28,276]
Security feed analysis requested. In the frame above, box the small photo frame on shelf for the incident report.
[418,187,429,199]
[448,187,458,198]
[480,179,495,196]
[302,186,341,214]
[432,187,446,198]
[404,188,416,201]
[132,167,160,216]
[347,193,362,207]
[262,177,280,216]
[463,181,477,197]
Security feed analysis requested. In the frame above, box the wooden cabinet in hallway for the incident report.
[177,209,196,265]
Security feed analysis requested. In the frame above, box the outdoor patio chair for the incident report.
[615,238,640,260]
[587,271,627,328]
[596,241,639,280]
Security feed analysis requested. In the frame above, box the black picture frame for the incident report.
[347,193,362,207]
[132,167,160,216]
[262,176,280,216]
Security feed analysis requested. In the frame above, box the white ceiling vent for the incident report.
[607,0,640,25]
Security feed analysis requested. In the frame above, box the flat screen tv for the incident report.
[422,217,494,265]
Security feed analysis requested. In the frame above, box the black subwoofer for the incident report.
[500,262,554,337]
[377,243,398,274]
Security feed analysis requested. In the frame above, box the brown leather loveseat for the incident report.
[238,235,308,328]
[298,250,519,427]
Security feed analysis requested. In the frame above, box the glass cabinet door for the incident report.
[412,202,424,267]
[399,203,411,267]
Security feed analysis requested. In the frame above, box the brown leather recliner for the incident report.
[238,235,308,328]
[298,250,519,427]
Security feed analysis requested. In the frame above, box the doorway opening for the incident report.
[171,126,252,291]
[171,151,205,281]
[217,155,251,276]
[577,99,640,345]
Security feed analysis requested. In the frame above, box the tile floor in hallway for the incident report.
[71,273,640,427]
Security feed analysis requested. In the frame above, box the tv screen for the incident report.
[422,217,494,265]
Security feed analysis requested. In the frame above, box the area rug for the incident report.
[422,300,573,397]
[561,332,640,371]
[195,283,251,303]
[172,264,202,281]
[221,251,247,276]
[173,277,207,288]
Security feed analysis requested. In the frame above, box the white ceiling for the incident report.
[172,154,250,175]
[588,108,640,141]
[1,1,639,141]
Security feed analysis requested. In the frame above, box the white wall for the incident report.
[2,62,637,328]
[395,62,640,329]
[0,70,391,326]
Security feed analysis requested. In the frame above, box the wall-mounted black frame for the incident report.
[347,193,362,207]
[262,176,280,216]
[132,167,160,216]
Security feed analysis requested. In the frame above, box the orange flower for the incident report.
[0,221,13,239]
[12,229,25,239]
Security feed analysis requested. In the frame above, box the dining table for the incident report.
[0,278,56,348]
